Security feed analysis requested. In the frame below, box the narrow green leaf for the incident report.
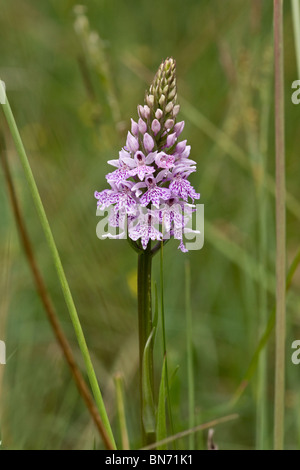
[114,374,130,450]
[153,282,158,333]
[156,357,167,450]
[170,365,180,384]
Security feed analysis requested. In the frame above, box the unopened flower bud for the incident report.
[159,94,166,107]
[166,132,177,148]
[165,119,174,130]
[146,94,154,107]
[151,119,161,136]
[144,105,150,119]
[168,87,176,100]
[155,109,163,120]
[143,133,155,153]
[175,139,187,154]
[172,104,180,117]
[138,105,145,119]
[131,118,139,136]
[138,118,147,134]
[165,102,173,114]
[181,144,191,159]
[126,131,139,153]
[174,121,185,136]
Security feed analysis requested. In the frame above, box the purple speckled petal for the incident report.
[169,177,200,202]
[136,165,155,181]
[178,239,188,253]
[140,190,153,207]
[155,152,175,169]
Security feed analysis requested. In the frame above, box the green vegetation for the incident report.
[0,0,300,450]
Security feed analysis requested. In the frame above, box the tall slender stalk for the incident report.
[291,0,300,79]
[273,0,286,451]
[137,245,155,444]
[0,94,116,449]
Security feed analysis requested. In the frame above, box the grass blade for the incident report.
[156,357,167,450]
[292,0,300,79]
[114,373,130,450]
[0,90,116,449]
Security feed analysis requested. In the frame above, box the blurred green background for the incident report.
[0,0,300,450]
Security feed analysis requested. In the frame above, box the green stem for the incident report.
[273,0,286,451]
[292,0,300,79]
[138,244,155,444]
[1,94,116,449]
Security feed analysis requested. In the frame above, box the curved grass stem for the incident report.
[1,95,116,449]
